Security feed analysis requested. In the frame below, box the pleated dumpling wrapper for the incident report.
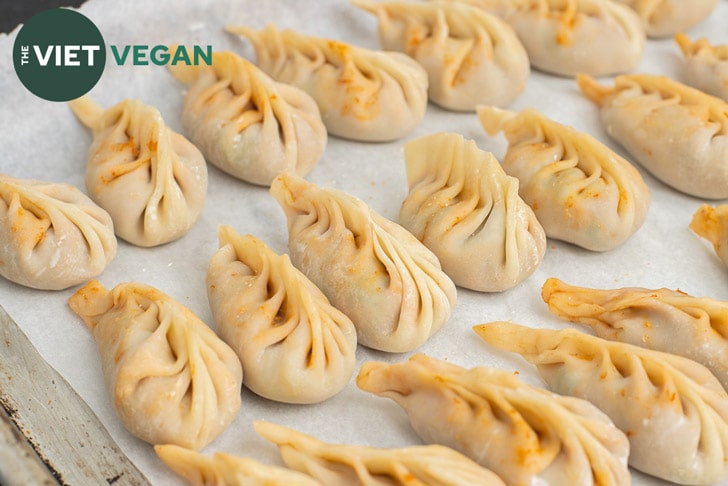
[225,24,428,142]
[474,321,728,485]
[69,97,207,246]
[615,0,717,38]
[68,280,242,450]
[168,50,326,186]
[155,444,320,486]
[351,0,529,111]
[499,0,645,77]
[478,106,650,251]
[270,172,457,353]
[541,277,728,391]
[691,203,728,269]
[0,174,116,290]
[254,420,506,486]
[206,226,357,404]
[356,353,630,485]
[400,133,546,292]
[675,33,728,103]
[578,73,728,199]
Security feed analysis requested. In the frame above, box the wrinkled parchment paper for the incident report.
[1,1,727,484]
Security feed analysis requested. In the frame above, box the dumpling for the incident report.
[615,0,717,38]
[541,277,728,391]
[225,24,428,142]
[269,172,457,353]
[167,50,326,186]
[578,73,728,199]
[254,420,507,486]
[399,133,546,292]
[155,444,320,486]
[478,106,650,251]
[675,33,728,102]
[206,226,357,404]
[691,204,728,268]
[352,0,530,111]
[0,174,116,290]
[356,353,630,485]
[67,280,242,450]
[69,96,207,246]
[474,321,728,485]
[498,0,645,77]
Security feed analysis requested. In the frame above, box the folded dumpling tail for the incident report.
[68,96,105,128]
[576,74,612,107]
[472,321,563,359]
[540,278,608,321]
[674,32,697,56]
[164,45,204,85]
[254,420,316,450]
[356,360,410,397]
[67,279,115,331]
[476,106,517,136]
[690,204,724,250]
[155,443,322,486]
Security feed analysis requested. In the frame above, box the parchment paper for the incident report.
[1,1,727,484]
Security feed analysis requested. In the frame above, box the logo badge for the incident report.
[13,9,106,102]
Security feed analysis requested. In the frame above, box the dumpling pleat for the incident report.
[68,280,243,450]
[0,175,116,290]
[207,226,357,403]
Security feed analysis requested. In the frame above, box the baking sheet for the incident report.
[1,1,728,484]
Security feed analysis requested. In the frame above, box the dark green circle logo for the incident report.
[13,9,106,102]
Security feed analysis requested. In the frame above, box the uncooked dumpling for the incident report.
[542,277,728,391]
[226,24,428,142]
[578,73,728,199]
[501,0,645,77]
[478,106,650,251]
[254,420,507,486]
[400,132,545,291]
[615,0,717,37]
[155,444,320,486]
[691,204,728,269]
[675,33,728,102]
[168,50,326,186]
[270,172,457,353]
[352,0,530,111]
[357,353,630,485]
[69,96,207,246]
[0,173,116,290]
[68,279,242,450]
[206,226,357,404]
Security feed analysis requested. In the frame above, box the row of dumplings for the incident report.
[167,276,728,485]
[6,0,727,291]
[453,0,718,39]
[3,101,727,302]
[5,66,728,296]
[2,0,727,334]
[78,273,728,485]
[216,0,727,142]
[7,68,728,294]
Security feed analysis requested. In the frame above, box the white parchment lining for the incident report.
[1,1,727,484]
